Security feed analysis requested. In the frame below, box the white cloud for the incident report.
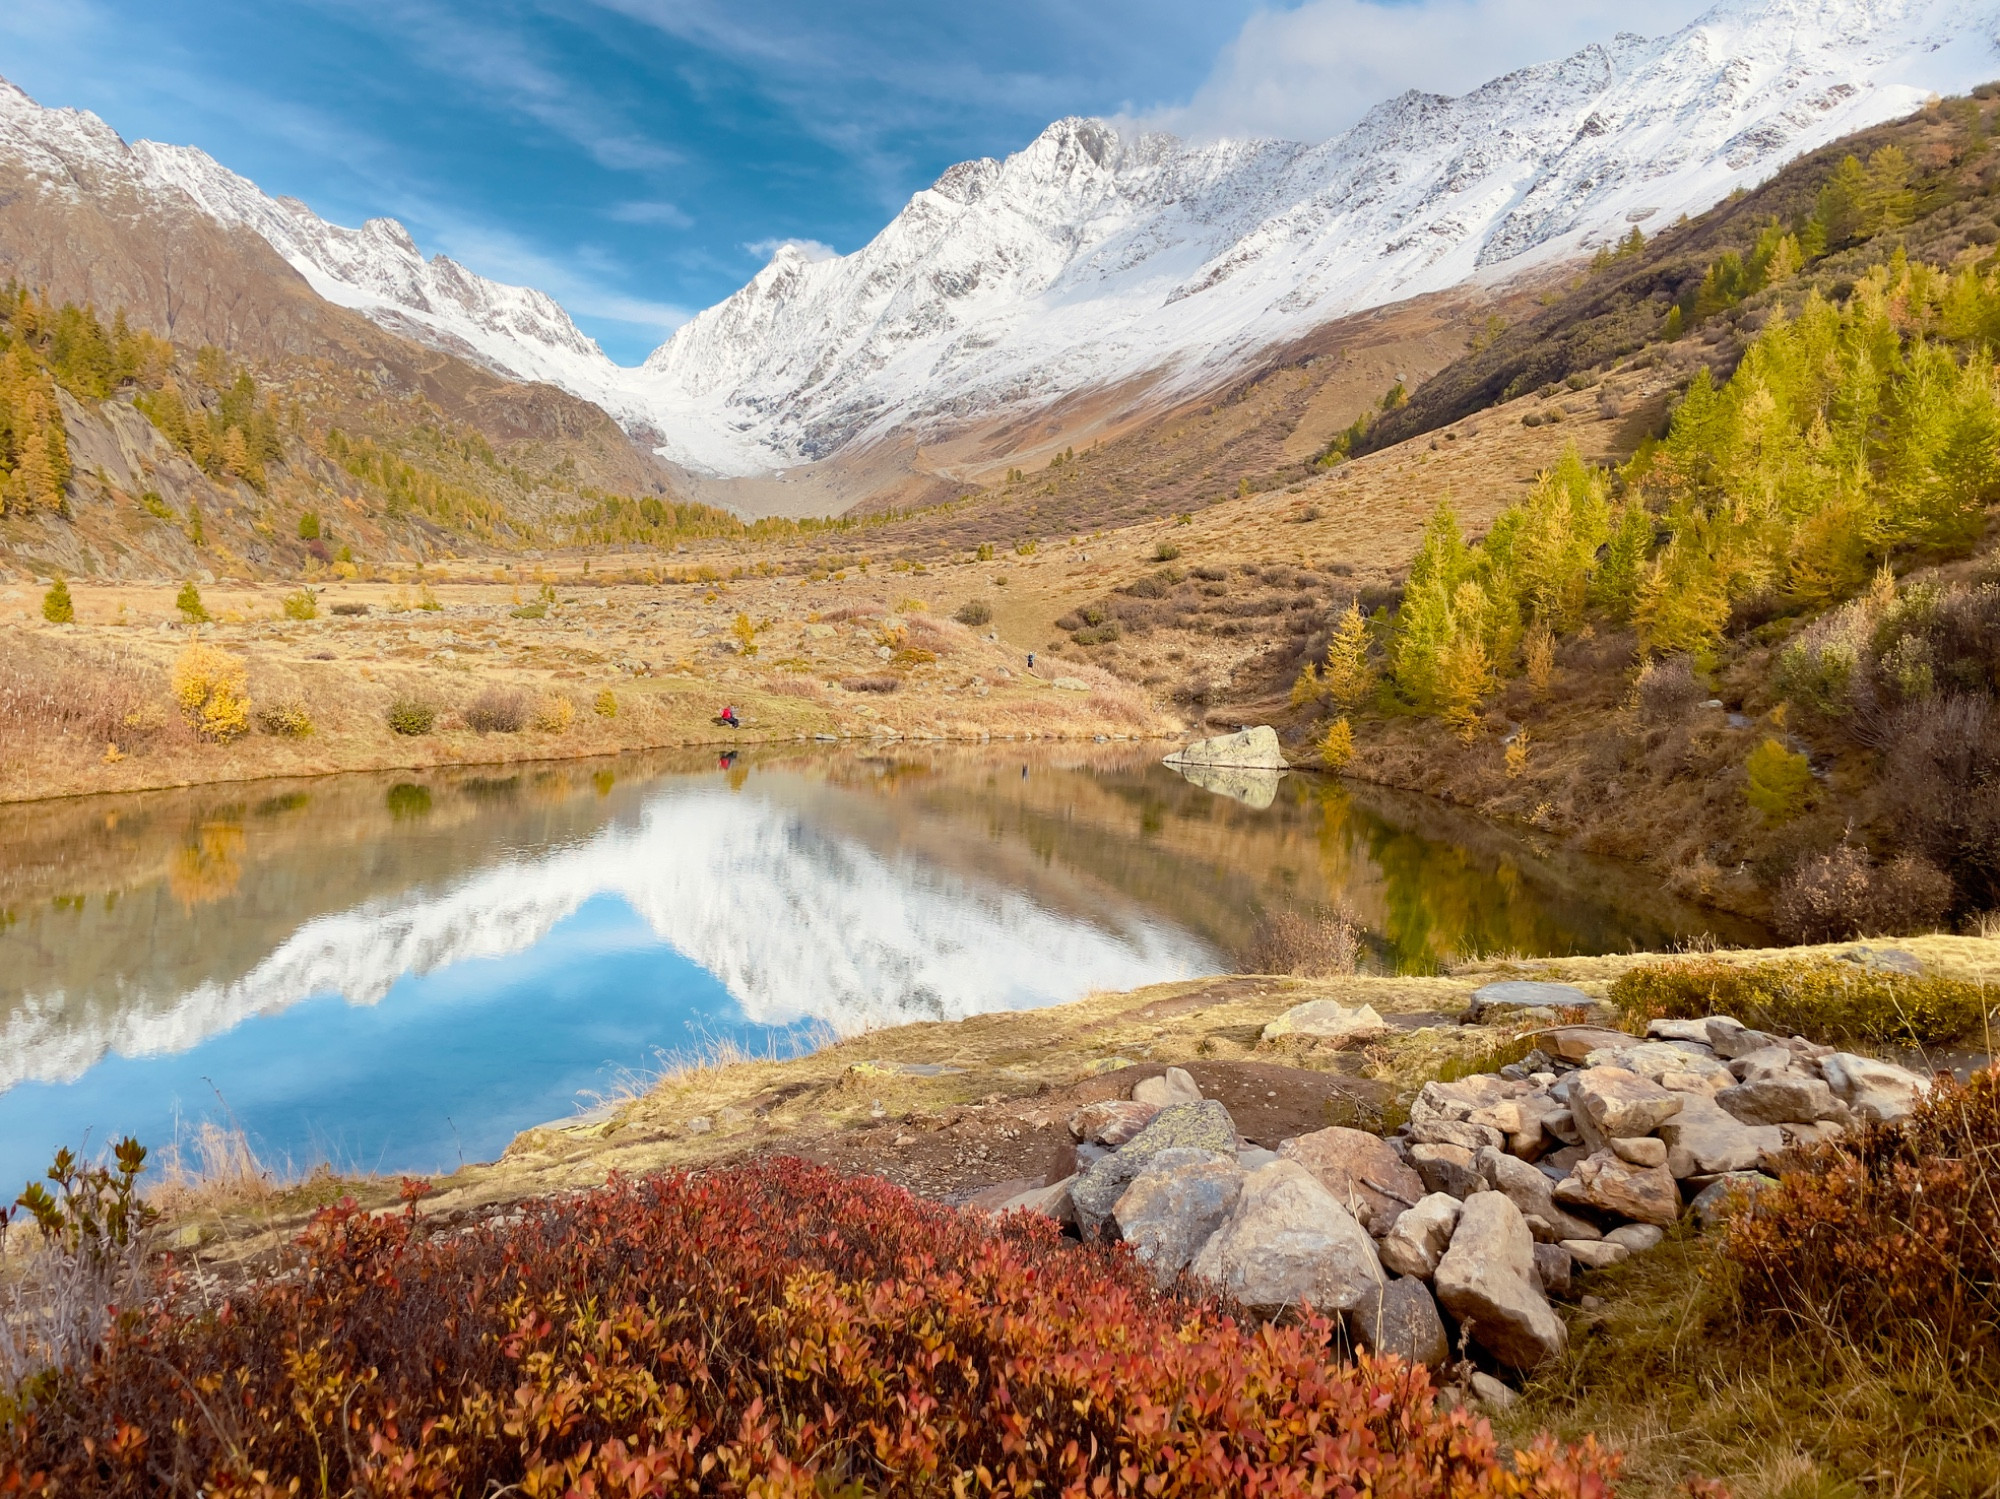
[1155,0,1719,144]
[744,236,839,263]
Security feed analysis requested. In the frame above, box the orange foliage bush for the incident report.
[1724,1067,2000,1358]
[2,1160,1618,1497]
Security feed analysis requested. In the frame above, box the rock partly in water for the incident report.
[1163,725,1288,770]
[1432,1192,1567,1371]
[1189,1160,1387,1320]
[1279,1126,1424,1234]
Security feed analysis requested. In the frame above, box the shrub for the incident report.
[253,700,313,738]
[1320,716,1355,768]
[953,599,993,627]
[1773,843,1953,941]
[1246,907,1362,977]
[465,686,528,733]
[169,643,249,742]
[1610,956,1995,1048]
[296,510,321,540]
[1154,540,1182,562]
[593,688,618,718]
[385,698,436,736]
[1634,654,1702,721]
[530,692,575,734]
[39,579,73,624]
[1745,738,1811,821]
[0,1160,1615,1497]
[841,675,900,693]
[1725,1068,2000,1362]
[280,588,317,621]
[330,601,369,617]
[173,581,208,625]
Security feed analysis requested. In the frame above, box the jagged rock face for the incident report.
[8,0,1998,483]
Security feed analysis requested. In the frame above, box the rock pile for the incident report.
[999,1010,1935,1384]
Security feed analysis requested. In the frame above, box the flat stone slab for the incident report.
[1470,981,1592,1020]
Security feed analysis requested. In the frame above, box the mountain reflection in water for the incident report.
[0,745,1761,1186]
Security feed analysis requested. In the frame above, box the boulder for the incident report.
[1545,1025,1636,1063]
[1573,1067,1684,1137]
[1706,1018,1783,1060]
[1609,1136,1667,1168]
[1729,1046,1807,1082]
[1163,725,1288,770]
[1605,1223,1665,1253]
[1467,980,1592,1021]
[1553,1150,1681,1227]
[1562,1239,1629,1271]
[1113,1155,1246,1284]
[996,1175,1077,1227]
[1069,1099,1160,1145]
[1690,1172,1779,1230]
[1377,1192,1462,1278]
[1531,1242,1572,1296]
[1646,1018,1718,1043]
[1476,1147,1600,1241]
[1432,1192,1567,1370]
[1469,1371,1519,1411]
[1409,1142,1483,1199]
[1715,1076,1839,1127]
[1586,1042,1732,1088]
[1132,1067,1203,1108]
[1656,1091,1783,1176]
[1819,1053,1931,1124]
[1071,1101,1238,1237]
[1237,1145,1281,1169]
[1835,943,1923,976]
[1261,1001,1389,1046]
[1188,1161,1387,1319]
[1349,1275,1451,1368]
[1408,1118,1507,1152]
[1279,1126,1425,1233]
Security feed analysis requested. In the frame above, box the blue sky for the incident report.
[0,0,1714,364]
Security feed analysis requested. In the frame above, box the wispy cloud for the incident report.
[1156,0,1718,144]
[607,199,694,227]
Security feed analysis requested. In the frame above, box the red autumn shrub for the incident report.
[1,1159,1619,1498]
[1724,1067,2000,1359]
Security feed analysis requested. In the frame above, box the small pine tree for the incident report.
[176,581,209,624]
[1663,304,1685,341]
[1746,738,1812,822]
[298,510,321,541]
[1318,717,1355,769]
[1505,729,1530,778]
[41,577,74,624]
[1321,600,1376,709]
[186,501,205,548]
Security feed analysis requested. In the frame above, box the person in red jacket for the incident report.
[719,705,739,728]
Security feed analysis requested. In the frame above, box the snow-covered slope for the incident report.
[6,0,2000,481]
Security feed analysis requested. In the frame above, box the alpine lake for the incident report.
[0,744,1763,1191]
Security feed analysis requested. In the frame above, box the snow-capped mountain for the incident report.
[5,0,2000,483]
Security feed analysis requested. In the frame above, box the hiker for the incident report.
[1027,652,1036,670]
[719,704,739,728]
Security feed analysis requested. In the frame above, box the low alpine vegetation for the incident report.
[1610,955,1995,1048]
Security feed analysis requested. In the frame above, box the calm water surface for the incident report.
[0,745,1762,1190]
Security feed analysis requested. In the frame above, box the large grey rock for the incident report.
[1573,1067,1684,1137]
[1646,1018,1719,1043]
[1164,725,1287,770]
[1706,1018,1784,1060]
[1279,1126,1425,1234]
[1835,944,1924,976]
[1553,1150,1680,1227]
[1433,1192,1567,1370]
[1657,1090,1783,1176]
[1409,1143,1483,1199]
[1819,1053,1931,1124]
[1189,1160,1387,1319]
[1132,1067,1203,1108]
[1729,1046,1807,1083]
[1605,1224,1665,1253]
[1069,1099,1159,1145]
[1262,1001,1389,1045]
[1349,1276,1450,1369]
[1468,980,1591,1021]
[1071,1101,1238,1237]
[1377,1192,1462,1278]
[1531,1242,1572,1296]
[1409,1119,1507,1152]
[1715,1076,1839,1127]
[1475,1147,1599,1241]
[1545,1026,1636,1063]
[1113,1155,1246,1284]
